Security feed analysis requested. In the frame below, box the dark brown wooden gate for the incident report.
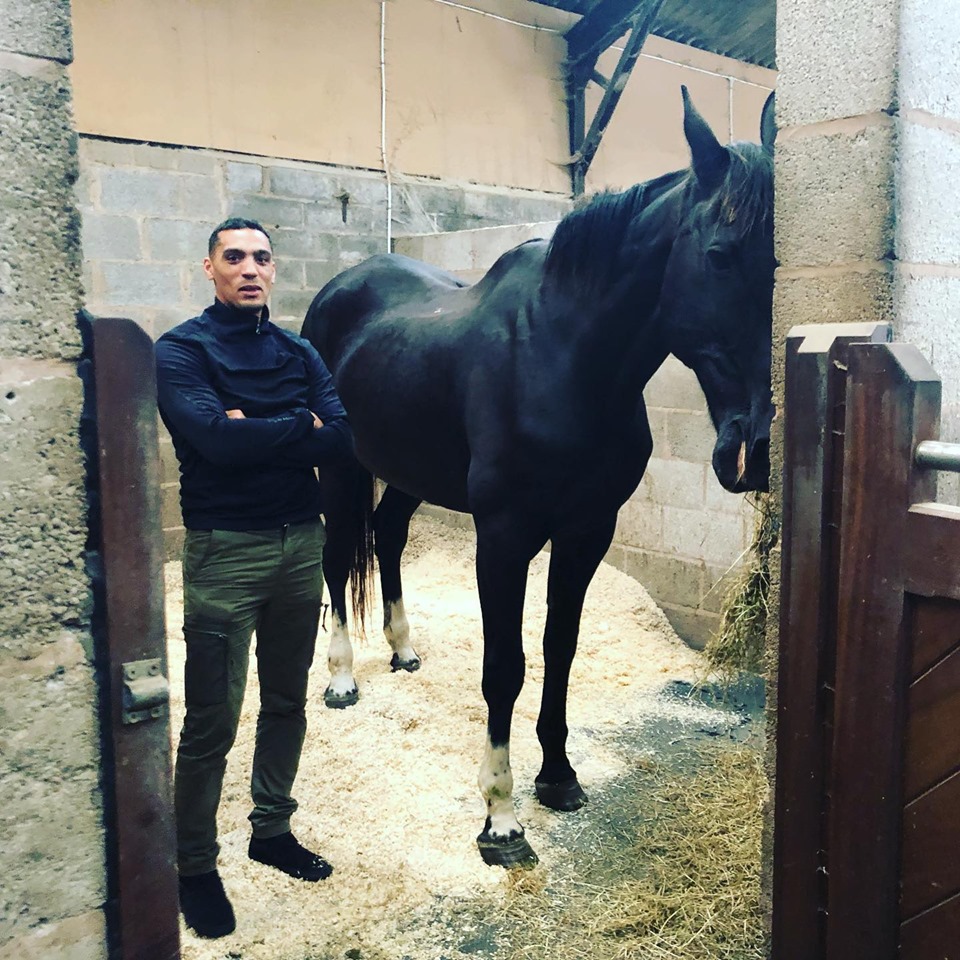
[773,323,960,960]
[89,316,180,960]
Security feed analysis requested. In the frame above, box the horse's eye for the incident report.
[707,247,734,271]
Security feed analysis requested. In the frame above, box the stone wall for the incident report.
[772,0,960,455]
[895,0,960,502]
[74,138,572,560]
[0,2,106,957]
[397,224,756,650]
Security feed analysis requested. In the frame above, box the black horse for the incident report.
[302,86,776,868]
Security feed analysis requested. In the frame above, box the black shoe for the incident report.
[178,870,236,939]
[248,831,333,882]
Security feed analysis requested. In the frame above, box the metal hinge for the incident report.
[121,658,170,725]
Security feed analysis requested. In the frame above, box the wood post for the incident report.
[92,317,180,960]
[773,322,890,959]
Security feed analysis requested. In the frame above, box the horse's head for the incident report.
[659,86,776,493]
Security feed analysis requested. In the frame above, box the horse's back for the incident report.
[302,253,467,366]
[299,242,552,510]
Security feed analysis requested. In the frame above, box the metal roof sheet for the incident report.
[529,0,776,70]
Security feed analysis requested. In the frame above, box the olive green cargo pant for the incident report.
[174,520,325,877]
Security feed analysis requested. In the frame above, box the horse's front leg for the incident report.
[474,513,544,869]
[319,466,372,709]
[535,516,617,811]
[373,485,422,672]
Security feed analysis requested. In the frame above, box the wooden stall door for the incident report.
[774,330,960,960]
[825,342,941,960]
[772,322,891,960]
[897,509,960,957]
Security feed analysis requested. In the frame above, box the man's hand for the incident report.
[227,408,322,428]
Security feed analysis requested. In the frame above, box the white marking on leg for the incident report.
[383,598,418,664]
[478,737,522,839]
[325,611,356,698]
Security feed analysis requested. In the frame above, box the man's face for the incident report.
[204,228,276,312]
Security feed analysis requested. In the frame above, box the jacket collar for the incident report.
[206,298,271,335]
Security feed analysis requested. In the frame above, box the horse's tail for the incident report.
[348,463,376,631]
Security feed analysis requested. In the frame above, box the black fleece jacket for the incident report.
[156,299,352,530]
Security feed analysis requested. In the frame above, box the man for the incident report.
[156,217,351,939]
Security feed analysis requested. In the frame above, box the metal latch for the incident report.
[121,658,170,725]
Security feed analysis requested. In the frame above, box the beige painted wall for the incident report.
[71,0,774,196]
[71,0,385,169]
[588,35,774,189]
[70,0,573,191]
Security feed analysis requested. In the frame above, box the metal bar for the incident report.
[590,69,609,88]
[567,67,586,195]
[530,0,586,11]
[575,0,663,176]
[566,0,653,70]
[916,440,960,473]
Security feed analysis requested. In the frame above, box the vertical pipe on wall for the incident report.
[380,0,392,252]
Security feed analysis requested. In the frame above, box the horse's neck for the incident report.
[536,185,682,403]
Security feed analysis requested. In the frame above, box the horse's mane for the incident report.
[715,141,774,240]
[543,143,773,299]
[543,169,687,299]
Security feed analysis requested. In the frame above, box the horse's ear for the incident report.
[681,85,728,191]
[760,90,776,152]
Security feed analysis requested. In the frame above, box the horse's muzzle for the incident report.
[713,424,770,493]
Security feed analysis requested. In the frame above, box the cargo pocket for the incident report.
[183,626,229,707]
[182,530,215,582]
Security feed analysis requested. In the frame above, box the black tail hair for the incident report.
[348,465,376,630]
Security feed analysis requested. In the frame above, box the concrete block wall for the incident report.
[896,0,960,502]
[74,138,571,559]
[771,0,960,460]
[0,3,107,958]
[395,224,755,649]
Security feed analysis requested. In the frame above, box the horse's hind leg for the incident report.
[320,518,358,708]
[534,516,617,811]
[373,485,422,672]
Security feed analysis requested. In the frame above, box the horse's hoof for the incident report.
[476,832,539,869]
[535,778,588,811]
[390,652,421,673]
[324,687,359,709]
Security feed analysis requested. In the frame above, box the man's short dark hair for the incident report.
[208,217,272,255]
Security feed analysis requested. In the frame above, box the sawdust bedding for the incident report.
[165,513,713,960]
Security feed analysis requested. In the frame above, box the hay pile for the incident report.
[165,513,764,960]
[705,494,779,678]
[499,746,767,960]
